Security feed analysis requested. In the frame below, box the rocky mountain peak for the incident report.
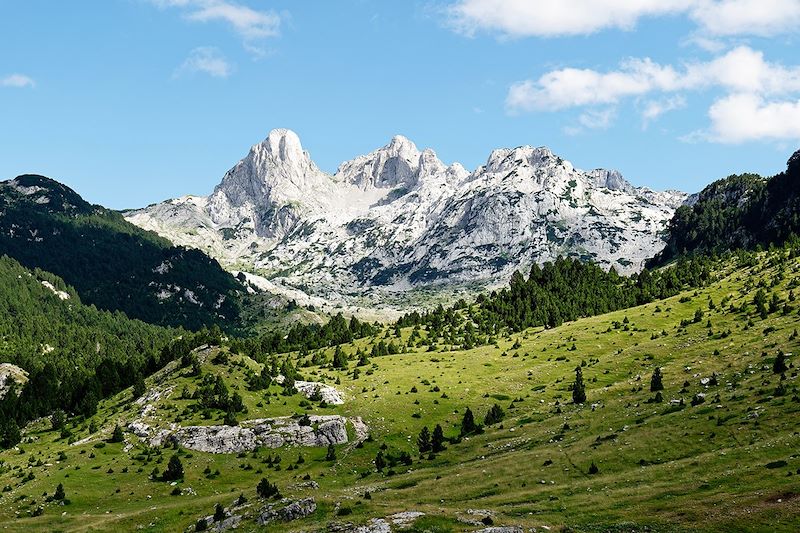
[484,145,557,172]
[126,129,690,313]
[336,134,427,190]
[259,128,306,164]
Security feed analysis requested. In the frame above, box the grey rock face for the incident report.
[126,130,688,314]
[257,497,317,525]
[173,415,349,453]
[295,380,345,405]
[131,415,352,454]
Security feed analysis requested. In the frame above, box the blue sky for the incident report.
[1,0,799,209]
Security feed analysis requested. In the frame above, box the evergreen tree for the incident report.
[650,367,664,392]
[332,346,348,369]
[460,407,480,437]
[375,450,386,472]
[214,503,226,522]
[53,483,65,501]
[774,351,789,374]
[230,392,245,413]
[223,409,238,427]
[0,419,21,449]
[51,409,66,431]
[417,426,431,453]
[326,443,337,461]
[572,366,587,404]
[432,424,446,453]
[132,375,146,399]
[256,478,281,499]
[163,454,184,481]
[483,404,505,426]
[109,424,124,443]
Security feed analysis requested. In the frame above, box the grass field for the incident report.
[1,250,799,532]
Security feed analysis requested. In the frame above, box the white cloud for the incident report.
[447,0,800,38]
[174,47,232,78]
[579,107,617,129]
[1,74,35,88]
[448,0,693,38]
[507,47,800,112]
[641,96,687,127]
[149,0,280,41]
[705,94,800,143]
[564,107,618,136]
[691,0,800,37]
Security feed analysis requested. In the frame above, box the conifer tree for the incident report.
[332,346,348,369]
[326,443,337,461]
[572,366,587,404]
[483,404,505,426]
[650,367,664,392]
[109,424,124,443]
[54,483,65,501]
[163,454,184,481]
[375,450,386,471]
[460,407,480,436]
[774,351,789,374]
[432,424,446,452]
[417,426,431,453]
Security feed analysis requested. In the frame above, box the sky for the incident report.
[1,0,799,209]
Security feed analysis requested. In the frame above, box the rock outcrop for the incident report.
[295,380,345,405]
[257,497,317,525]
[131,415,352,454]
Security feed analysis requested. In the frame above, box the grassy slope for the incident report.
[1,251,799,532]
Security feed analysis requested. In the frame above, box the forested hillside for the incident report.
[396,254,715,351]
[651,149,800,265]
[0,175,244,331]
[0,254,229,448]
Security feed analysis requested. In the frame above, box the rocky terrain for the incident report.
[126,129,686,314]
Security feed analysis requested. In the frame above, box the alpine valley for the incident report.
[2,136,800,533]
[125,129,687,316]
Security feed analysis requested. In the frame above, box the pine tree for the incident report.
[132,375,146,399]
[460,407,480,436]
[51,409,66,431]
[417,426,431,453]
[326,443,337,461]
[163,454,184,481]
[332,346,348,369]
[572,366,587,404]
[54,483,65,501]
[214,503,226,522]
[375,450,386,472]
[774,351,789,374]
[223,408,238,426]
[109,424,124,443]
[432,424,446,452]
[650,367,664,392]
[483,404,505,426]
[257,478,281,499]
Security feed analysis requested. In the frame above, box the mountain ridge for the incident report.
[0,174,246,330]
[126,129,688,314]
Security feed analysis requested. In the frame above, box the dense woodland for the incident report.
[398,254,715,341]
[652,149,800,265]
[0,175,244,331]
[229,313,378,362]
[0,255,224,448]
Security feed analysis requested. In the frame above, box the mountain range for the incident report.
[126,129,687,314]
